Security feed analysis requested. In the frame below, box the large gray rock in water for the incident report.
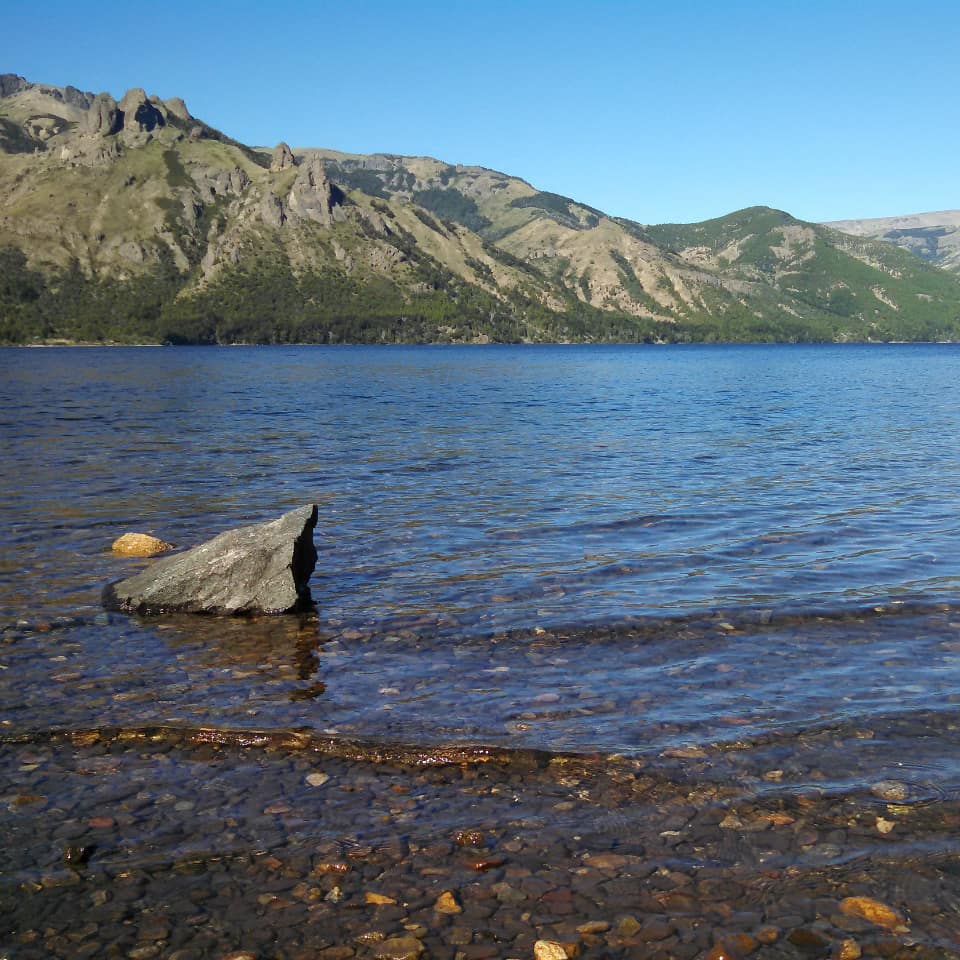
[103,505,318,615]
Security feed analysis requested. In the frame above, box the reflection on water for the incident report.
[3,344,960,956]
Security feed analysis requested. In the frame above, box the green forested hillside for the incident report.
[646,207,960,342]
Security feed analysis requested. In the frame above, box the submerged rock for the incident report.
[534,942,569,960]
[102,505,318,615]
[838,896,909,932]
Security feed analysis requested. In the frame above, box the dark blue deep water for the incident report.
[4,344,960,957]
[4,343,960,624]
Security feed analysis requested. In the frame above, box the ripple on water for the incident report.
[4,345,960,956]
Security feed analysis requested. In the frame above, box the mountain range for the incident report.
[2,73,959,344]
[823,211,960,275]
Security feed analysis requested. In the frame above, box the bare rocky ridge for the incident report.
[117,87,166,138]
[163,96,191,121]
[286,153,345,225]
[0,73,29,98]
[270,141,296,172]
[84,92,121,136]
[825,211,960,274]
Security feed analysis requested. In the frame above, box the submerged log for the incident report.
[102,505,318,615]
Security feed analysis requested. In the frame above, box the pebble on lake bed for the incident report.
[837,939,863,960]
[305,772,330,787]
[533,941,570,960]
[870,779,909,802]
[373,936,424,959]
[433,890,461,913]
[110,532,173,556]
[365,891,397,905]
[839,896,908,932]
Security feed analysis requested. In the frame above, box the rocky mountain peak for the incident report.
[117,87,166,134]
[84,92,121,136]
[286,154,344,225]
[271,141,296,172]
[163,97,191,121]
[0,74,29,98]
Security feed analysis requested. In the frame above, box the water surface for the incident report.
[3,344,960,957]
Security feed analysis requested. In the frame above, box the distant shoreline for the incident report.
[4,339,959,349]
[16,340,164,348]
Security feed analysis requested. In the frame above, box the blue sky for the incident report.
[4,0,957,224]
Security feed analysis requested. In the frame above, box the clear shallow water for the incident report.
[3,344,960,957]
[2,344,960,762]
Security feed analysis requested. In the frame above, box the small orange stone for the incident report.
[111,532,174,556]
[839,896,908,932]
[433,890,461,914]
[533,942,568,960]
[726,932,759,955]
[836,938,862,960]
[754,925,781,944]
[704,946,735,960]
[364,892,397,905]
[763,812,795,826]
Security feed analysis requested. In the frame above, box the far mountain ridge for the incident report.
[2,72,960,345]
[822,210,960,275]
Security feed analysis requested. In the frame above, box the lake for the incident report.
[2,343,960,959]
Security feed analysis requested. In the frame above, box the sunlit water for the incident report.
[3,344,960,956]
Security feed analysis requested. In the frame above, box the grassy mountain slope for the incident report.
[646,207,960,341]
[2,74,960,344]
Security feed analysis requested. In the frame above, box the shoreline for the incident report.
[1,727,952,959]
[4,338,960,349]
